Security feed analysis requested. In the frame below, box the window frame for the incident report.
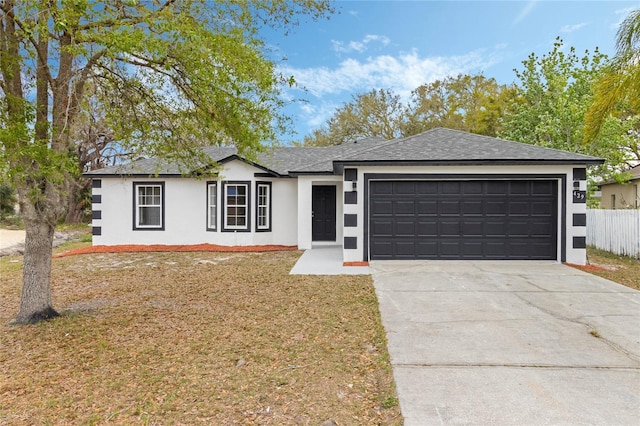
[222,181,251,232]
[206,181,217,231]
[256,181,272,232]
[133,182,165,231]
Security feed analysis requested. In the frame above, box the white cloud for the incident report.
[611,6,637,30]
[281,48,500,101]
[560,22,588,33]
[513,1,537,26]
[331,34,391,53]
[300,101,340,128]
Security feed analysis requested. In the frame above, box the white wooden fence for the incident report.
[586,209,640,258]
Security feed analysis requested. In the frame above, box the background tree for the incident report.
[403,74,517,137]
[303,89,405,146]
[499,38,631,180]
[303,74,516,146]
[585,9,640,144]
[65,83,131,223]
[0,0,331,324]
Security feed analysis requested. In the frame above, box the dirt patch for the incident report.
[580,247,640,291]
[54,243,298,258]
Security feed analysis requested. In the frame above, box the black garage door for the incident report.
[369,180,558,260]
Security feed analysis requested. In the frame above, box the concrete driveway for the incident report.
[371,261,640,425]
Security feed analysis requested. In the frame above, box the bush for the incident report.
[0,184,17,219]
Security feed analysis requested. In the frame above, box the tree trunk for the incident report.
[11,219,59,324]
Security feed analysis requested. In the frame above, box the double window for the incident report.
[133,182,164,230]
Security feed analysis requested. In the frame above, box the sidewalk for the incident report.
[0,229,25,250]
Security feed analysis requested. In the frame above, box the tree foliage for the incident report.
[499,38,632,180]
[585,8,640,143]
[302,89,405,146]
[403,74,516,137]
[0,0,331,324]
[302,74,517,146]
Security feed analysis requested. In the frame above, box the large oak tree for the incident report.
[0,0,331,324]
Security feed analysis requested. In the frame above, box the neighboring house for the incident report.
[597,165,640,209]
[85,128,603,265]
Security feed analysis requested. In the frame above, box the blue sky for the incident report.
[260,0,640,143]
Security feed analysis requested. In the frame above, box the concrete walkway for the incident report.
[289,245,370,275]
[371,260,640,425]
[0,229,25,250]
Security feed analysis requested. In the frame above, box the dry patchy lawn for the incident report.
[0,251,401,425]
[584,247,640,290]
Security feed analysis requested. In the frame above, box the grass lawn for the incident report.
[0,249,401,425]
[584,247,640,291]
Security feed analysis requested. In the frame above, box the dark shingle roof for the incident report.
[85,128,603,177]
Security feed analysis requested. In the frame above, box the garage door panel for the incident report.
[507,221,530,236]
[369,180,558,260]
[371,220,393,236]
[371,199,393,215]
[509,201,530,215]
[439,221,461,236]
[395,182,416,194]
[462,200,483,215]
[371,181,393,195]
[532,181,555,195]
[440,200,460,215]
[395,221,416,236]
[416,182,439,194]
[396,241,416,256]
[486,181,507,194]
[442,181,461,194]
[462,181,483,194]
[440,241,462,256]
[417,221,437,236]
[461,241,483,256]
[486,201,507,215]
[532,201,553,216]
[485,221,507,236]
[416,241,437,256]
[509,181,529,195]
[462,221,483,236]
[417,200,438,215]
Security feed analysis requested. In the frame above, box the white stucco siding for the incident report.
[342,164,588,265]
[92,160,297,246]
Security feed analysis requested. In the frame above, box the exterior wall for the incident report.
[599,179,640,209]
[91,160,297,246]
[340,164,589,265]
[296,175,343,250]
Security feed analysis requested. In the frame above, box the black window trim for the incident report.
[222,181,251,232]
[255,181,272,232]
[206,181,218,231]
[133,181,165,231]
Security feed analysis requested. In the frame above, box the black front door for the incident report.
[312,186,336,241]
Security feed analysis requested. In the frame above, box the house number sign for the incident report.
[573,190,586,203]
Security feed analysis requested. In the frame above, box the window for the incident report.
[611,194,616,209]
[223,182,250,231]
[133,182,164,230]
[256,182,271,231]
[207,182,217,230]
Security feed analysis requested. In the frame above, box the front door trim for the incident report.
[312,185,337,242]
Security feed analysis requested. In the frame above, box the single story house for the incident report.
[85,128,603,265]
[596,165,640,209]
